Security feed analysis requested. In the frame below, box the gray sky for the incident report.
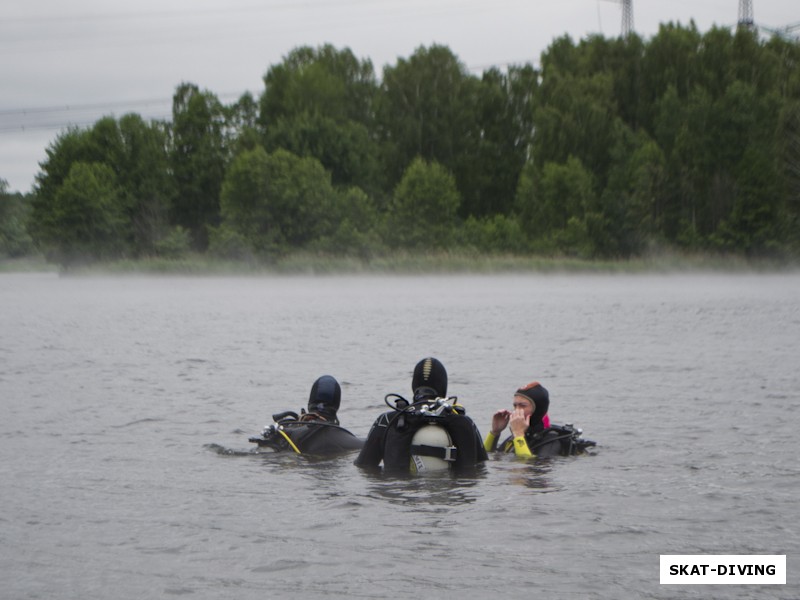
[1,0,797,193]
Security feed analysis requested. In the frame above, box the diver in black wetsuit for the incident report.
[354,357,487,473]
[249,375,363,456]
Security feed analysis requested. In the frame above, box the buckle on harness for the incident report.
[442,445,457,462]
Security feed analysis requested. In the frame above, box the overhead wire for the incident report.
[0,94,245,135]
[1,0,540,135]
[0,53,537,134]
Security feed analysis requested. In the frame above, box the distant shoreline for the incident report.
[3,251,798,276]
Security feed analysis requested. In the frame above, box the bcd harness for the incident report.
[385,394,465,463]
[503,422,596,455]
[249,410,350,454]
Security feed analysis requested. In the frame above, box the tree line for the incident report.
[2,22,799,267]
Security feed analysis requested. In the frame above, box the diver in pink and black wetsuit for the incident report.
[484,382,595,458]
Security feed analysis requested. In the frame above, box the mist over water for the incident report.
[1,272,798,599]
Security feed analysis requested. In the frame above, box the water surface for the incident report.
[1,272,798,598]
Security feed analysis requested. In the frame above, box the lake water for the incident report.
[1,271,798,599]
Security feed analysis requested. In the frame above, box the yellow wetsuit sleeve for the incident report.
[512,435,534,458]
[484,431,498,453]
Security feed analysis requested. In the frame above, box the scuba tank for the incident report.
[410,424,455,473]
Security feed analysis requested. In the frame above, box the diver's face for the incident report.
[512,395,534,418]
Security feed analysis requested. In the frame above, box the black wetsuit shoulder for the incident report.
[297,424,364,455]
[282,421,364,456]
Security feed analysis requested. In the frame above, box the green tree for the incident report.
[458,65,537,218]
[777,101,800,250]
[0,180,34,257]
[34,128,95,211]
[460,214,527,254]
[170,83,226,250]
[261,45,376,124]
[259,45,380,192]
[311,186,382,258]
[95,114,174,255]
[376,45,480,196]
[696,26,735,99]
[532,68,618,189]
[30,115,173,258]
[542,34,645,130]
[219,147,337,256]
[516,156,598,255]
[388,157,461,249]
[225,92,261,157]
[31,162,125,267]
[639,21,702,132]
[601,124,669,255]
[712,145,781,254]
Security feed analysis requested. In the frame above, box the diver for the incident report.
[354,357,488,473]
[484,381,595,458]
[249,375,364,456]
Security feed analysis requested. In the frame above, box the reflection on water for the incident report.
[358,467,486,507]
[493,456,558,491]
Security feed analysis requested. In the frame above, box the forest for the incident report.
[2,22,799,268]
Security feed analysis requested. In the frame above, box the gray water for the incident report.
[1,272,798,599]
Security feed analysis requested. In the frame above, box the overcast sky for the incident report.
[1,0,797,193]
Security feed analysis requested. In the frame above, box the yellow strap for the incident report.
[278,429,302,454]
[483,431,497,453]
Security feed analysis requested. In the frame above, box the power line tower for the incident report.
[738,0,755,30]
[621,0,633,37]
[600,0,634,37]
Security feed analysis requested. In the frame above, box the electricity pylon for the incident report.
[620,0,633,37]
[600,0,634,37]
[738,0,755,30]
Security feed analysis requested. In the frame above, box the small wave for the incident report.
[250,559,310,573]
[111,417,163,428]
[204,443,257,456]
